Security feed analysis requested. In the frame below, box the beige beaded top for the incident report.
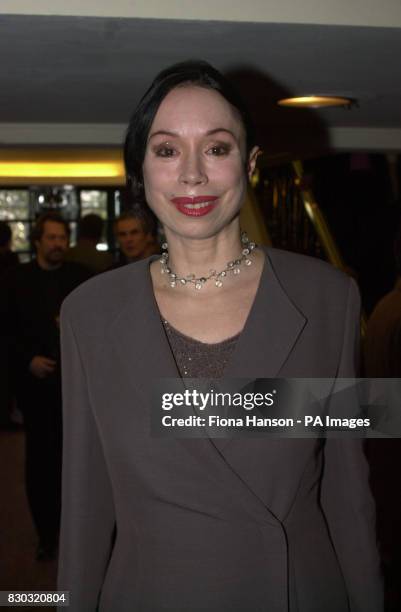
[161,318,240,378]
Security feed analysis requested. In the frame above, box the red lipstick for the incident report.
[171,196,218,217]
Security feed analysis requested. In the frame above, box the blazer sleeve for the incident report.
[321,278,383,612]
[57,305,116,612]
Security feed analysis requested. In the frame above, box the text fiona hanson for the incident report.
[161,415,371,430]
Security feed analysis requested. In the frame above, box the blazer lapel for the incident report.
[210,247,307,453]
[205,248,309,519]
[224,246,307,380]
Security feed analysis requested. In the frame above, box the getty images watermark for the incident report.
[151,378,401,438]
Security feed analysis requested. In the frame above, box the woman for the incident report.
[57,61,382,611]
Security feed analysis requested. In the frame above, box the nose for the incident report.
[178,151,208,186]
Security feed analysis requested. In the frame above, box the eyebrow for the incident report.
[148,128,237,140]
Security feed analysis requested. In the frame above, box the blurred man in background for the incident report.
[113,208,159,267]
[0,220,20,428]
[2,212,90,560]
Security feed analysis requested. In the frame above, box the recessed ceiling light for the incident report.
[277,95,355,109]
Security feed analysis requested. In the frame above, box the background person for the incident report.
[65,213,113,274]
[0,220,19,276]
[113,208,160,267]
[364,220,401,610]
[2,212,90,560]
[0,220,20,427]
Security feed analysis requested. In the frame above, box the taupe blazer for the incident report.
[57,246,383,612]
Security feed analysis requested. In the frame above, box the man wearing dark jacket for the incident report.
[0,221,20,427]
[3,212,91,560]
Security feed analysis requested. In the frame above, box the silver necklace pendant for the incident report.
[159,232,257,289]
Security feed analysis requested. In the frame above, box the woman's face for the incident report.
[142,85,259,241]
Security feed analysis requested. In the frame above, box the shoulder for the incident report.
[371,282,401,312]
[263,246,359,316]
[60,256,151,328]
[5,260,35,283]
[265,246,348,285]
[367,284,401,328]
[265,246,355,294]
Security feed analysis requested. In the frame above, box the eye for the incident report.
[154,145,177,158]
[207,143,232,156]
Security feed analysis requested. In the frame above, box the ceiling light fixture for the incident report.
[277,95,355,109]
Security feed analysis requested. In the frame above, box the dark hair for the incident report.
[31,211,70,245]
[78,213,103,242]
[124,60,255,204]
[0,220,12,247]
[115,207,158,238]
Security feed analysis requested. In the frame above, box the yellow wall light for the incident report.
[0,161,123,178]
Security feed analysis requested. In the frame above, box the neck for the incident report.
[163,220,244,279]
[36,254,62,271]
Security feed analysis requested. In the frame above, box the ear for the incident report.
[247,146,261,181]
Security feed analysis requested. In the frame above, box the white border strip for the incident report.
[2,0,401,28]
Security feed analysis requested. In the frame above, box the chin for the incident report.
[170,217,238,241]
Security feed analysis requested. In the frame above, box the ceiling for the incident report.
[0,10,401,154]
